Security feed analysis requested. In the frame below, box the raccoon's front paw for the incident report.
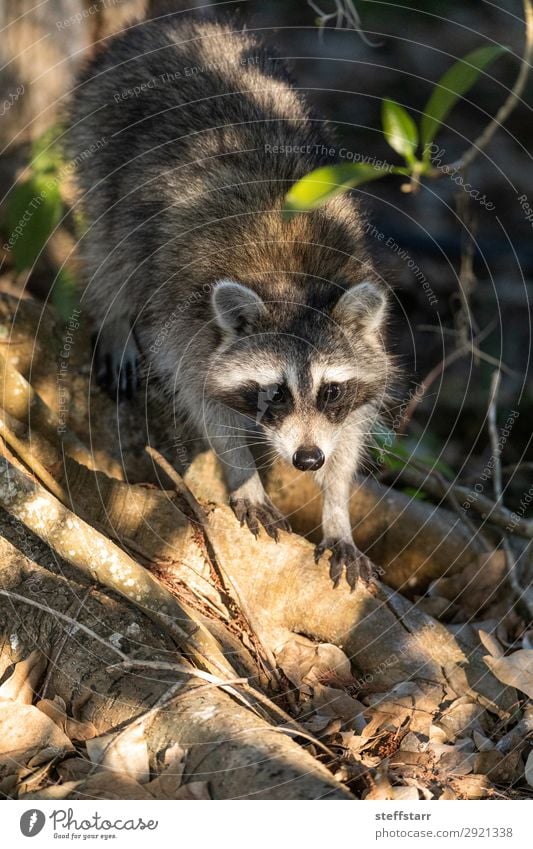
[93,331,140,399]
[230,494,291,541]
[314,538,375,590]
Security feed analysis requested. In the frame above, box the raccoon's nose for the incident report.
[292,446,325,471]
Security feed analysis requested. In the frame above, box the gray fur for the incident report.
[68,14,392,585]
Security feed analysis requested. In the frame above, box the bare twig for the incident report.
[433,468,491,551]
[110,658,336,759]
[384,453,533,540]
[455,189,478,347]
[397,319,515,435]
[145,444,206,525]
[487,371,533,617]
[308,0,381,46]
[0,589,130,661]
[487,371,504,502]
[40,586,92,700]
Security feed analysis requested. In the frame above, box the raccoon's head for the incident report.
[207,278,390,472]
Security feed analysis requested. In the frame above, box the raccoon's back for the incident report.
[68,17,322,203]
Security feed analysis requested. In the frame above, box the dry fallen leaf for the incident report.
[399,732,426,752]
[439,786,458,799]
[36,696,98,742]
[276,638,352,693]
[449,774,493,799]
[472,730,494,752]
[436,697,485,741]
[430,740,476,775]
[56,758,93,783]
[86,724,150,784]
[525,750,533,788]
[70,773,153,800]
[365,681,442,737]
[430,552,506,616]
[390,786,419,800]
[311,683,366,731]
[364,763,395,800]
[478,630,504,658]
[0,650,47,704]
[173,781,211,800]
[484,650,533,700]
[0,701,73,768]
[145,745,187,800]
[474,750,523,784]
[20,781,82,800]
[15,760,54,798]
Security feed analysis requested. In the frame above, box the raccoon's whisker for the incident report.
[204,435,273,446]
[215,425,265,435]
[215,442,275,459]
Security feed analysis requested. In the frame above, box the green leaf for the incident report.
[6,175,63,271]
[382,99,418,161]
[421,45,507,152]
[283,163,390,216]
[31,124,65,176]
[402,487,428,501]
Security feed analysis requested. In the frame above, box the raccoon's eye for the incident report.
[265,384,288,408]
[320,382,344,408]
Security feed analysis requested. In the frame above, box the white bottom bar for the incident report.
[3,799,532,848]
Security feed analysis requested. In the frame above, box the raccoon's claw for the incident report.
[93,332,140,399]
[230,496,291,541]
[314,538,375,590]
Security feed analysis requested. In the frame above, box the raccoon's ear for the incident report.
[332,280,387,332]
[212,279,265,336]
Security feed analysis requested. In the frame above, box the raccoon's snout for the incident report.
[292,446,325,472]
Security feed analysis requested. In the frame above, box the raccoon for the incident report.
[68,13,392,586]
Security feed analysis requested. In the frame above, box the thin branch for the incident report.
[0,589,129,661]
[40,586,92,700]
[308,0,382,46]
[397,322,512,435]
[433,468,491,552]
[111,658,336,759]
[384,453,533,540]
[487,371,533,617]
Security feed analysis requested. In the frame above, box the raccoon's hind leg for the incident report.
[204,403,291,540]
[93,317,140,398]
[88,282,141,399]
